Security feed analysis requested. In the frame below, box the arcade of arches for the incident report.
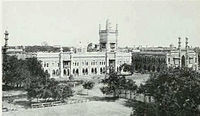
[45,67,106,77]
[132,55,167,72]
[48,67,106,76]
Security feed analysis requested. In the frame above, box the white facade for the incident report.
[37,51,131,79]
[37,20,132,79]
[166,49,198,70]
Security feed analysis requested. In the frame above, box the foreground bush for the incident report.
[136,68,200,116]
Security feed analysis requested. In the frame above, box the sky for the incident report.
[2,0,200,48]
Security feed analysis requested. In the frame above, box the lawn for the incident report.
[3,99,132,116]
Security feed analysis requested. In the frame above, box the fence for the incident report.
[3,94,27,101]
[31,99,90,108]
[118,89,153,103]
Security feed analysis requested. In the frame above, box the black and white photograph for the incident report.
[1,0,200,116]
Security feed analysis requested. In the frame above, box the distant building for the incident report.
[5,46,37,59]
[132,37,198,72]
[87,43,99,52]
[2,31,37,59]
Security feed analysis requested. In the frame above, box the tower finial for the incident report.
[106,19,109,30]
[185,37,189,67]
[60,46,63,53]
[99,24,101,32]
[178,37,181,67]
[185,37,188,49]
[178,37,181,49]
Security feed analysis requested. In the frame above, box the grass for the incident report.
[3,100,132,116]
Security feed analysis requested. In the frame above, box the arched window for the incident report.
[82,69,85,75]
[100,68,103,74]
[76,69,79,75]
[152,66,155,72]
[91,68,94,73]
[85,68,88,75]
[64,69,66,75]
[135,65,138,70]
[95,68,97,74]
[52,70,56,76]
[56,69,59,76]
[103,67,106,74]
[67,69,70,76]
[181,55,186,67]
[73,69,75,74]
[148,66,151,72]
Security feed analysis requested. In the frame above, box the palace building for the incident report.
[132,37,199,72]
[3,20,198,79]
[36,20,132,79]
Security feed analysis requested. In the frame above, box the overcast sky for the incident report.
[2,0,200,48]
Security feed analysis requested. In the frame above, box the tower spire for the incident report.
[178,37,181,67]
[99,24,101,32]
[4,30,9,48]
[106,19,109,30]
[3,30,9,55]
[106,19,112,31]
[185,37,189,67]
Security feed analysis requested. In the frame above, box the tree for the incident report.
[130,101,158,116]
[118,76,127,97]
[101,70,119,97]
[14,59,31,88]
[101,70,127,97]
[25,57,49,79]
[2,55,19,87]
[136,68,200,116]
[82,81,95,95]
[50,80,73,102]
[2,55,31,89]
[25,57,50,102]
[126,79,137,99]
